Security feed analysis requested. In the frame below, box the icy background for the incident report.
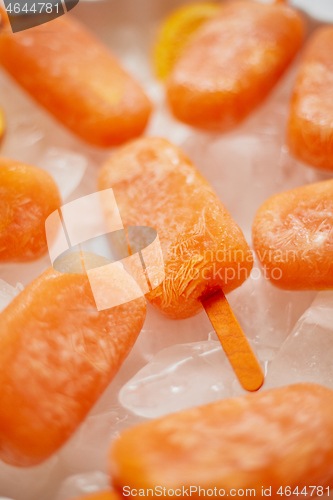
[0,0,333,498]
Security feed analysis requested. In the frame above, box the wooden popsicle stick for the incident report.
[202,289,264,392]
[118,227,262,391]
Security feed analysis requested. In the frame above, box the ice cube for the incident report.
[58,406,145,477]
[293,0,333,22]
[0,70,46,160]
[35,148,87,202]
[0,255,51,288]
[135,303,214,362]
[182,131,321,244]
[0,279,23,313]
[146,83,194,146]
[119,339,257,418]
[0,457,58,500]
[227,259,316,352]
[55,472,110,500]
[264,292,333,390]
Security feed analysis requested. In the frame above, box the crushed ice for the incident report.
[0,1,332,499]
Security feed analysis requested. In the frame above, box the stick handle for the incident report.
[202,289,264,392]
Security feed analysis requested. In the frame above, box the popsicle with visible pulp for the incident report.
[99,137,263,392]
[0,253,146,466]
[166,0,304,130]
[0,158,61,262]
[99,137,253,319]
[110,383,333,497]
[0,12,152,147]
[252,180,333,290]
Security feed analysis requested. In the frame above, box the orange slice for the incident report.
[153,2,220,80]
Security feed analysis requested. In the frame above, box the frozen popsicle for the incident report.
[252,180,333,290]
[99,137,263,392]
[0,13,152,147]
[0,158,61,262]
[110,383,333,497]
[0,253,146,466]
[166,0,304,131]
[288,27,333,171]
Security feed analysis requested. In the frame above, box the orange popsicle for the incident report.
[167,0,304,131]
[99,137,253,319]
[252,180,333,290]
[0,158,61,262]
[0,14,152,147]
[288,27,333,171]
[0,254,146,467]
[110,383,333,497]
[99,137,263,392]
